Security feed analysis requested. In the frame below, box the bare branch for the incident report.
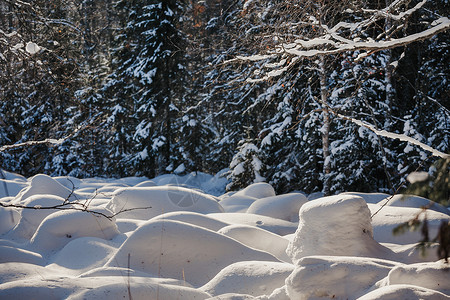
[0,200,152,220]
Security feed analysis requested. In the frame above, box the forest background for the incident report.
[0,0,448,196]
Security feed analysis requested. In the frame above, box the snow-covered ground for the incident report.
[0,171,449,299]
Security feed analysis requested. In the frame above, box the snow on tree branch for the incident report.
[235,16,449,82]
[337,113,450,159]
[0,138,67,153]
[0,120,93,153]
[229,0,450,83]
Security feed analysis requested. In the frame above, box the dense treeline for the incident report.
[0,0,448,195]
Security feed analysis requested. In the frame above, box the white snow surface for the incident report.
[0,172,449,299]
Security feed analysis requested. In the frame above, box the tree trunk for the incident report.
[319,56,331,195]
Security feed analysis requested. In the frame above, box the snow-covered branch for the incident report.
[231,0,450,83]
[337,113,449,159]
[0,138,67,153]
[283,17,449,57]
[237,16,449,82]
[0,121,92,153]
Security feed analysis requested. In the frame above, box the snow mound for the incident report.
[105,219,278,287]
[0,245,44,265]
[219,194,257,213]
[30,208,119,254]
[151,211,229,231]
[201,261,294,297]
[67,281,211,300]
[233,182,276,199]
[208,213,298,236]
[0,178,27,198]
[286,195,395,263]
[151,171,228,196]
[246,193,308,222]
[378,194,449,215]
[386,260,450,294]
[14,174,79,203]
[53,176,83,190]
[0,206,19,235]
[369,204,450,244]
[359,284,450,300]
[107,186,223,220]
[133,180,157,187]
[285,256,402,300]
[49,237,117,273]
[79,266,160,278]
[11,194,67,239]
[341,192,390,204]
[0,274,210,300]
[0,262,60,284]
[207,294,258,300]
[218,224,290,262]
[2,171,450,299]
[381,242,440,263]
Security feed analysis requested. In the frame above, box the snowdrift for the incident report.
[0,171,449,299]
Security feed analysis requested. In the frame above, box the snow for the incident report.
[25,42,40,54]
[377,194,450,215]
[286,256,402,299]
[406,171,429,183]
[1,172,449,299]
[286,195,398,263]
[246,193,308,222]
[201,261,294,297]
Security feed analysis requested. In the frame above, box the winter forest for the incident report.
[0,0,449,195]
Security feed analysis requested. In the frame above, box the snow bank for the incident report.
[285,256,402,300]
[201,261,294,297]
[106,219,278,287]
[286,195,394,263]
[246,193,307,222]
[107,186,224,220]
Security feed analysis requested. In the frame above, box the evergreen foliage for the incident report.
[0,0,448,196]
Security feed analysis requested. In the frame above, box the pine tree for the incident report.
[104,0,185,177]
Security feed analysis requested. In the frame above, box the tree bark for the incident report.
[319,55,331,195]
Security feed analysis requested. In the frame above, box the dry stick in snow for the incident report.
[0,200,153,220]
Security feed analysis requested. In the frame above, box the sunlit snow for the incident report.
[0,170,449,299]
